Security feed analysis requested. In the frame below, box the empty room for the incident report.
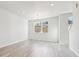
[0,1,79,57]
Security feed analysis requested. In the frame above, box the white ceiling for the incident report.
[0,1,73,19]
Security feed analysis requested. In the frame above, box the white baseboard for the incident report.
[0,39,27,48]
[70,47,79,57]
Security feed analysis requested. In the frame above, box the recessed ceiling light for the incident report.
[49,3,54,6]
[50,3,54,6]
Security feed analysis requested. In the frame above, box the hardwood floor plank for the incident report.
[0,40,77,57]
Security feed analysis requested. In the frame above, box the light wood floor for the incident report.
[0,40,77,57]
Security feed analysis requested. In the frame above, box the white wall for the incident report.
[28,17,59,42]
[59,13,72,46]
[69,2,79,56]
[28,13,72,45]
[0,8,28,48]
